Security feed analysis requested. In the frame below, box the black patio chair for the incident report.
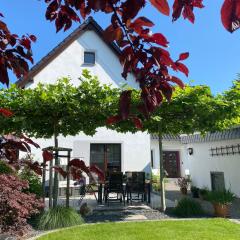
[126,171,145,204]
[104,172,125,206]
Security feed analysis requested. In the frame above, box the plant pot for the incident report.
[213,203,230,218]
[180,187,187,195]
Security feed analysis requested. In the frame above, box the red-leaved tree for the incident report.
[0,174,44,236]
[0,0,239,125]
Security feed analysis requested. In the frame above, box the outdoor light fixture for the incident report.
[188,147,193,155]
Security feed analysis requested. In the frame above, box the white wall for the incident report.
[183,139,240,197]
[30,127,151,175]
[27,30,137,89]
[151,138,240,196]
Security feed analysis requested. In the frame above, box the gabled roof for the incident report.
[16,17,121,88]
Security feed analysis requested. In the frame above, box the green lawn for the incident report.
[38,219,240,240]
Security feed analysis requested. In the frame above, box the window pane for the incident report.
[106,144,121,172]
[84,52,95,64]
[90,144,105,172]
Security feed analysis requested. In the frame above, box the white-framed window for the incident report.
[84,51,95,64]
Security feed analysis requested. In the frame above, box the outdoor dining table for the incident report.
[97,181,151,204]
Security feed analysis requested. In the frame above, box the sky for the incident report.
[1,0,240,94]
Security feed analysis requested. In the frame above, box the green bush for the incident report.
[0,160,14,174]
[151,171,168,192]
[173,198,205,217]
[37,206,84,230]
[19,168,43,198]
[190,186,199,198]
[151,172,160,192]
[199,187,209,200]
[206,190,235,205]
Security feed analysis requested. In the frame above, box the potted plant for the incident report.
[199,187,209,200]
[177,177,191,195]
[206,190,235,217]
[190,186,199,198]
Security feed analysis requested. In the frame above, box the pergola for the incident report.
[42,146,72,208]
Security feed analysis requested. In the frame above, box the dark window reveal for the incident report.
[84,51,95,64]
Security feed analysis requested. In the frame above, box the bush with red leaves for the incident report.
[0,174,44,236]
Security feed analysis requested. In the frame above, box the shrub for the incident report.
[0,160,15,174]
[173,198,205,217]
[190,186,199,198]
[151,171,160,192]
[0,174,44,236]
[199,187,209,200]
[37,206,84,230]
[206,190,235,205]
[176,177,191,189]
[151,171,169,192]
[19,168,43,198]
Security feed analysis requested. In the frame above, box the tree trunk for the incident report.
[53,132,59,207]
[158,127,166,211]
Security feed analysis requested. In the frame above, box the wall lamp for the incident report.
[188,147,193,155]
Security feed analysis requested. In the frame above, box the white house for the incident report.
[17,18,240,197]
[17,17,151,195]
[151,127,240,197]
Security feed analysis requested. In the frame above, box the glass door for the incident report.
[90,144,121,174]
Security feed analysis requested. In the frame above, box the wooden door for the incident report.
[211,172,225,191]
[163,151,180,178]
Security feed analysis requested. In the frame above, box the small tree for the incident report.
[0,70,119,208]
[108,83,239,211]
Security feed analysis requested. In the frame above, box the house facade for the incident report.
[151,127,240,197]
[18,17,151,193]
[18,18,240,198]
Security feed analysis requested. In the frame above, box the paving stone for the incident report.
[124,214,147,221]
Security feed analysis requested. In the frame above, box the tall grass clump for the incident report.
[37,206,84,230]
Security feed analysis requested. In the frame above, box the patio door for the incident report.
[163,151,180,178]
[90,144,121,174]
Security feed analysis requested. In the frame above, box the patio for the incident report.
[44,178,240,222]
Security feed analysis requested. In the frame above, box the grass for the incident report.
[37,219,240,240]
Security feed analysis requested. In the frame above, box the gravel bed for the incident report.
[84,208,171,223]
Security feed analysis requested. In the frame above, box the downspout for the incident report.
[158,124,166,211]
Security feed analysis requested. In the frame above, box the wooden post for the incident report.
[66,151,70,208]
[158,125,166,211]
[49,157,53,208]
[53,133,59,207]
[42,163,46,205]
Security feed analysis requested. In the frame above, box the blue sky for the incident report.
[1,0,240,94]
